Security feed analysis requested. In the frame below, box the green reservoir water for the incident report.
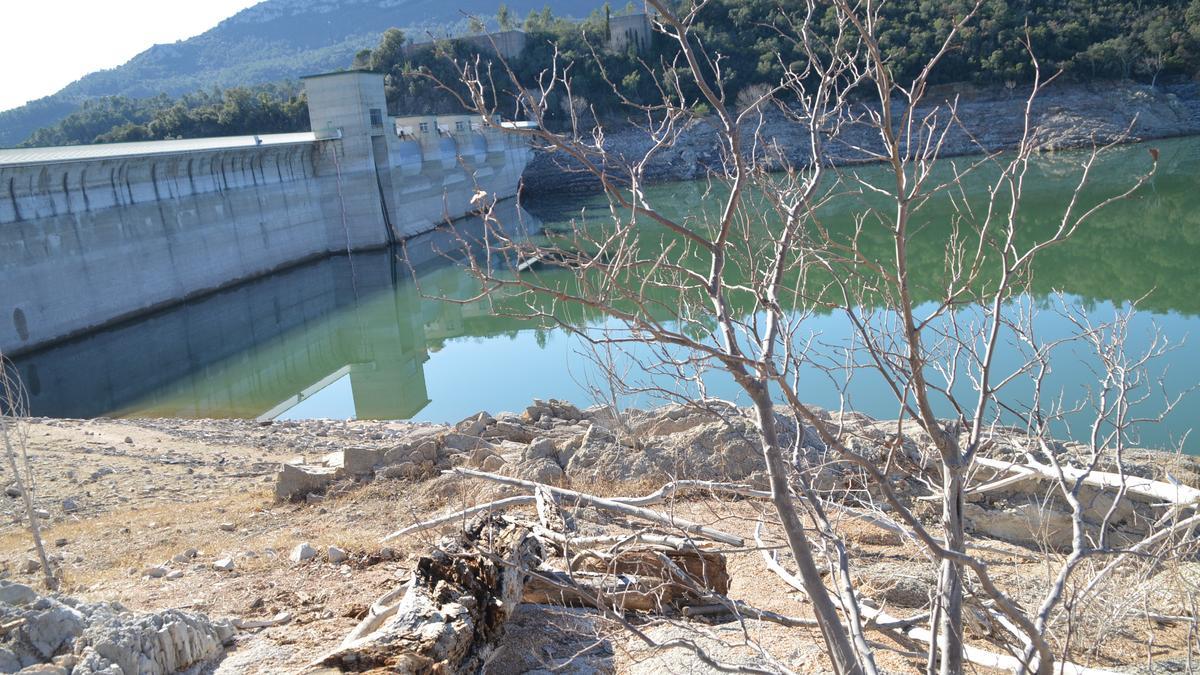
[12,137,1200,451]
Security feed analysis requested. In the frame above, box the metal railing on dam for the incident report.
[0,70,532,357]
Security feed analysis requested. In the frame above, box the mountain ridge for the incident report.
[0,0,605,147]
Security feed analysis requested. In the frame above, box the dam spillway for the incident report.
[0,70,531,357]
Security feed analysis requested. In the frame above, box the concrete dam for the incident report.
[0,71,532,357]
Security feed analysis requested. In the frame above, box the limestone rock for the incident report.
[964,501,1075,550]
[143,566,169,579]
[290,543,317,563]
[342,446,382,476]
[513,458,565,484]
[455,411,494,437]
[0,581,39,607]
[481,454,507,472]
[327,546,348,564]
[274,463,341,502]
[18,664,68,674]
[443,433,495,454]
[212,558,235,572]
[0,648,19,673]
[482,421,536,444]
[18,597,86,659]
[525,437,558,462]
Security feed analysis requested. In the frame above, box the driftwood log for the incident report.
[310,515,541,673]
[524,546,731,612]
[571,547,731,596]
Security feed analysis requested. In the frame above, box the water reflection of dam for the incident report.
[11,202,539,421]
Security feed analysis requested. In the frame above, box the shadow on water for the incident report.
[9,199,541,421]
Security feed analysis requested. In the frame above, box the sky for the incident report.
[0,0,262,112]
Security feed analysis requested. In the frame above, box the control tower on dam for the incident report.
[0,70,532,357]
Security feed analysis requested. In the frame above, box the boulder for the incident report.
[482,421,536,444]
[0,581,38,607]
[443,433,495,454]
[481,454,507,473]
[0,648,18,673]
[455,412,494,437]
[513,458,565,484]
[964,501,1075,550]
[21,597,86,659]
[274,463,341,502]
[16,664,67,674]
[342,447,382,476]
[524,438,558,462]
[378,463,418,480]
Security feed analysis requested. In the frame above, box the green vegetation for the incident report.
[360,0,1200,123]
[18,85,309,147]
[15,0,1200,146]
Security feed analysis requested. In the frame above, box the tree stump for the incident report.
[311,515,542,673]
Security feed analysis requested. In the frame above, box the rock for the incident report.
[22,597,85,659]
[327,546,348,564]
[17,664,68,674]
[514,458,565,484]
[212,558,235,571]
[144,565,170,579]
[523,403,553,422]
[564,409,767,483]
[218,522,236,532]
[33,509,50,519]
[379,463,417,480]
[18,558,39,574]
[172,549,197,564]
[123,436,134,444]
[53,538,67,548]
[482,421,535,443]
[0,581,38,606]
[964,501,1075,550]
[412,439,439,463]
[165,570,184,580]
[455,411,494,437]
[342,447,382,476]
[274,463,341,502]
[0,648,19,673]
[5,485,21,498]
[481,454,507,472]
[525,437,558,461]
[60,498,79,513]
[290,543,317,563]
[443,433,495,453]
[69,604,233,674]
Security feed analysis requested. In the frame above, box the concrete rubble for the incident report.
[0,580,234,674]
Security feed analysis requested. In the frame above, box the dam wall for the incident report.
[0,71,531,356]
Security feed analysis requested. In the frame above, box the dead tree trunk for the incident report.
[311,515,541,673]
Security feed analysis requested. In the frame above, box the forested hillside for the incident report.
[368,0,1200,121]
[13,0,1200,147]
[0,0,604,147]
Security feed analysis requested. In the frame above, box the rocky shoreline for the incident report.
[3,402,1199,673]
[520,81,1200,199]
